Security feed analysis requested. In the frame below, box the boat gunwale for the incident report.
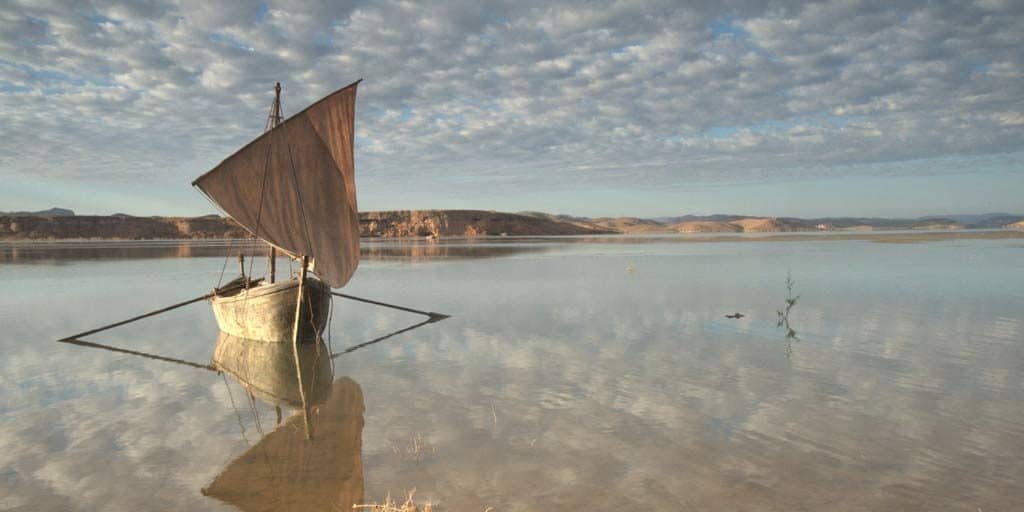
[211,277,330,304]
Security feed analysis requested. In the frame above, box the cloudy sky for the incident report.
[1,0,1022,217]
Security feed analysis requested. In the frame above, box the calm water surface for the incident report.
[1,237,1022,510]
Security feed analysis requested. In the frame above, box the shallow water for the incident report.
[1,237,1022,510]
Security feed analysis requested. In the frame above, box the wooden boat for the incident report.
[203,377,364,511]
[211,278,331,343]
[192,80,362,343]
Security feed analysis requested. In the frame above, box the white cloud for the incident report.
[0,0,1021,213]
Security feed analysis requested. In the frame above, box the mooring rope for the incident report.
[326,295,336,374]
[221,372,252,445]
[285,143,317,260]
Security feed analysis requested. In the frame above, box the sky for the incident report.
[0,0,1022,218]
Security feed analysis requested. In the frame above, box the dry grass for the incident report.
[354,490,433,512]
[387,433,435,463]
[354,491,495,512]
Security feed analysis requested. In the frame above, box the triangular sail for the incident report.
[193,80,361,288]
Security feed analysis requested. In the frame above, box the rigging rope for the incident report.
[285,143,317,262]
[222,372,252,445]
[326,296,335,374]
[247,91,284,282]
[247,390,265,437]
[245,131,276,282]
[197,191,235,288]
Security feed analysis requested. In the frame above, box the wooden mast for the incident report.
[265,82,313,440]
[267,82,282,284]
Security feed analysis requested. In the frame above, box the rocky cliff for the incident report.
[359,210,612,237]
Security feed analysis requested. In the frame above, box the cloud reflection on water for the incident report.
[0,239,1022,510]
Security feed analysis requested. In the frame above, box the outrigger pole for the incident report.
[331,292,449,321]
[58,337,217,371]
[57,290,449,343]
[57,292,215,342]
[59,314,445,369]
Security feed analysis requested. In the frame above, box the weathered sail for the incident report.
[193,80,361,288]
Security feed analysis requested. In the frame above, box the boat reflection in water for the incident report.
[56,312,444,510]
[204,332,365,511]
[211,331,334,414]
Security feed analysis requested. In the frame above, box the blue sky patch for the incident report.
[709,17,750,39]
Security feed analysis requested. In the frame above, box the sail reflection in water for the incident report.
[205,332,364,511]
[204,383,364,510]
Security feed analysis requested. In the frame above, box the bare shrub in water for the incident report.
[777,273,800,340]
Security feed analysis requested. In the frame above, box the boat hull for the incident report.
[211,277,331,342]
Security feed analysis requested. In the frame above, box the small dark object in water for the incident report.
[725,312,744,319]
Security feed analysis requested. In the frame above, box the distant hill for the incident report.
[0,210,613,240]
[638,213,1024,233]
[672,221,742,233]
[2,209,1022,240]
[653,214,750,224]
[0,207,74,217]
[936,213,1024,228]
[0,214,251,240]
[582,217,666,233]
